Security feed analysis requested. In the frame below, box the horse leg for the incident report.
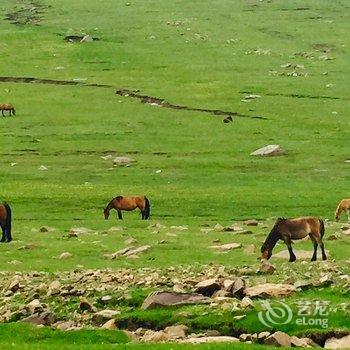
[117,210,123,220]
[1,110,4,117]
[0,224,6,243]
[309,234,318,261]
[284,237,296,262]
[319,241,327,260]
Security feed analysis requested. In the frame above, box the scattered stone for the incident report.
[8,276,20,292]
[230,278,246,298]
[23,311,54,326]
[244,219,258,226]
[38,165,48,170]
[291,336,314,348]
[100,295,113,304]
[101,319,117,329]
[124,237,137,245]
[245,283,296,298]
[318,275,334,287]
[39,226,55,232]
[250,145,284,157]
[241,297,254,308]
[141,292,211,310]
[69,227,91,235]
[194,279,221,296]
[164,325,188,339]
[27,299,43,314]
[264,331,291,347]
[259,260,276,274]
[294,280,313,290]
[47,280,61,296]
[79,298,96,312]
[210,243,242,251]
[258,331,271,342]
[124,245,150,257]
[93,309,120,323]
[142,330,169,342]
[55,320,76,331]
[80,34,93,42]
[170,225,188,231]
[180,336,239,344]
[59,252,72,259]
[113,156,135,167]
[324,335,350,349]
[213,223,224,231]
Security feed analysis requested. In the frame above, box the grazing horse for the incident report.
[0,103,15,117]
[335,199,350,222]
[0,202,12,243]
[104,196,150,220]
[260,217,326,262]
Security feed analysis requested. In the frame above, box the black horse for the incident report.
[0,202,12,242]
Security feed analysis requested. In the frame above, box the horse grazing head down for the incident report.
[260,218,285,260]
[103,208,110,220]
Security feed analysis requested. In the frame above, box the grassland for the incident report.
[0,0,349,348]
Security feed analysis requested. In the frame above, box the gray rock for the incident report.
[259,260,276,274]
[141,291,211,310]
[324,335,350,349]
[194,279,221,296]
[250,145,284,157]
[164,325,188,339]
[113,156,135,167]
[264,331,291,347]
[245,283,296,298]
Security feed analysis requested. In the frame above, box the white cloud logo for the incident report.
[258,300,293,328]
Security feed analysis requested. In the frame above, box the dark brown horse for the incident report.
[0,103,15,117]
[261,217,326,262]
[0,202,12,243]
[104,196,150,220]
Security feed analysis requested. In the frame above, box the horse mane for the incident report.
[260,218,285,252]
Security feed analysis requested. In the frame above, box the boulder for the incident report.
[194,279,221,296]
[141,291,211,310]
[291,336,314,347]
[324,335,350,349]
[23,311,54,326]
[142,330,169,342]
[264,331,291,347]
[230,277,246,299]
[250,145,284,157]
[47,280,61,296]
[245,283,296,298]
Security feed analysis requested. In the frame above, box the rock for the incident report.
[340,225,350,231]
[55,320,76,330]
[142,330,169,342]
[69,227,91,235]
[59,252,72,259]
[39,226,55,232]
[79,298,96,312]
[318,275,334,287]
[291,336,314,347]
[258,331,271,342]
[170,225,188,231]
[27,299,43,314]
[48,280,61,296]
[324,335,350,349]
[210,243,242,251]
[123,245,150,257]
[240,333,252,341]
[250,145,284,157]
[23,311,54,326]
[245,283,296,298]
[93,309,120,323]
[259,260,276,274]
[212,290,232,298]
[18,244,38,250]
[327,234,340,240]
[241,297,254,308]
[231,278,246,298]
[8,276,20,292]
[124,237,137,245]
[180,336,239,344]
[101,295,113,304]
[213,223,224,231]
[38,165,48,170]
[194,279,221,296]
[244,244,256,255]
[141,291,211,310]
[101,319,117,329]
[244,219,258,226]
[80,34,93,42]
[294,280,313,290]
[264,331,291,347]
[273,249,329,260]
[164,325,188,339]
[113,156,135,167]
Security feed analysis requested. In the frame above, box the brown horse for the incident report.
[261,217,326,262]
[104,196,150,220]
[0,103,15,117]
[0,202,12,243]
[335,199,350,222]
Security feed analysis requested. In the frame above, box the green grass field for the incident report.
[0,0,349,348]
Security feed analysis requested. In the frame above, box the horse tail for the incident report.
[334,201,343,221]
[4,202,12,236]
[144,196,150,219]
[319,219,325,238]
